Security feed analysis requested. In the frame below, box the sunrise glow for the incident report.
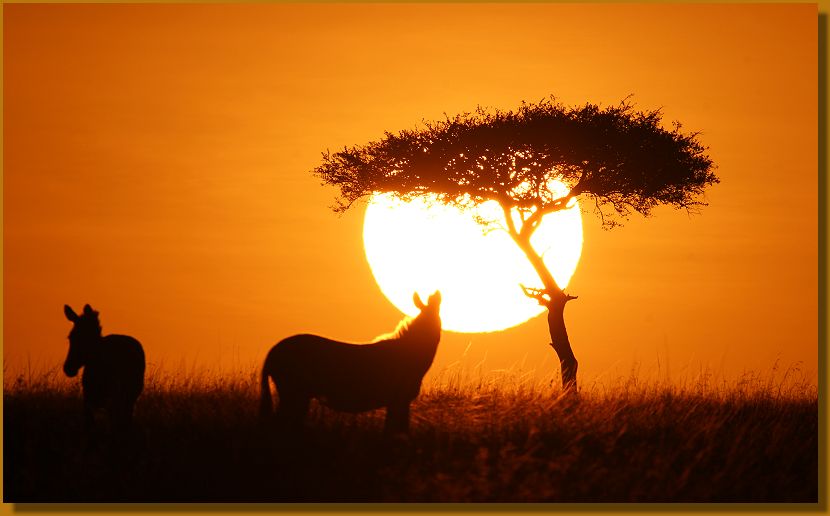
[363,182,583,333]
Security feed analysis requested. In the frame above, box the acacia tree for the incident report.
[313,97,717,392]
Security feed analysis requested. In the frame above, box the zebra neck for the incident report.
[83,336,106,360]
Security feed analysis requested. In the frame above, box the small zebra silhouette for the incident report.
[63,304,145,437]
[260,291,442,435]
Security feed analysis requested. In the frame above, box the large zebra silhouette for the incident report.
[260,291,442,435]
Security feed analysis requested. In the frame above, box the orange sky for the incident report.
[3,4,818,388]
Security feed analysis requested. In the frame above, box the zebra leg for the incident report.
[112,401,135,435]
[384,401,411,435]
[83,400,98,450]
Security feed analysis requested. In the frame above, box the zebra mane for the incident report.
[371,296,441,345]
[372,306,438,342]
[372,315,415,343]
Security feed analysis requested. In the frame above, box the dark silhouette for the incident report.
[260,291,442,434]
[313,97,718,393]
[63,304,145,437]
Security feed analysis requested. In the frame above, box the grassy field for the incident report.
[3,364,818,503]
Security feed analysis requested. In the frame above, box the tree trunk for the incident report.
[508,224,579,393]
[548,294,578,392]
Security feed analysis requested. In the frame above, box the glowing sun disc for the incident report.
[363,187,583,333]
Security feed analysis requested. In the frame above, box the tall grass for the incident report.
[3,363,818,502]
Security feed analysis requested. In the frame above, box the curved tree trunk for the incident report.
[509,227,579,393]
[547,293,578,392]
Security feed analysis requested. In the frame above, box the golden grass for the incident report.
[4,362,818,502]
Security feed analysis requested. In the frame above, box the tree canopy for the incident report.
[313,97,718,229]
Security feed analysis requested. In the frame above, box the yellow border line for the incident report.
[0,2,825,515]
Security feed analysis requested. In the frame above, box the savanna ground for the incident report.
[3,362,818,503]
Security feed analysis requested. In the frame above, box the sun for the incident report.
[363,182,583,333]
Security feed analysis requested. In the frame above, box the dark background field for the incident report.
[3,366,818,503]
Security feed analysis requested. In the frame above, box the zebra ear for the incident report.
[431,290,442,305]
[83,304,96,316]
[64,305,79,322]
[413,292,425,310]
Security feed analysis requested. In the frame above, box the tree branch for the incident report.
[520,284,578,307]
[518,193,575,240]
[501,203,518,238]
[520,284,550,306]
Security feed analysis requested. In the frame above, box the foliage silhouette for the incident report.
[63,304,145,440]
[314,96,718,391]
[261,291,442,435]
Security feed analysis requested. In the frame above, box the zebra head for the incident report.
[413,291,442,329]
[63,304,102,377]
[413,291,441,314]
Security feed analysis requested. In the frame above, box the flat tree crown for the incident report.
[314,97,718,229]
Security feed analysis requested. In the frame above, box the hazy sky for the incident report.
[3,4,817,387]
